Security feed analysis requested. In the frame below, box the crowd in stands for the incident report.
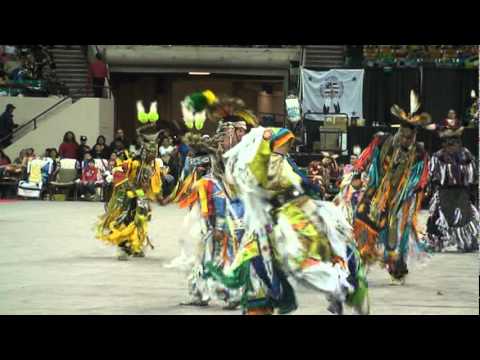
[345,45,479,69]
[0,128,186,202]
[0,45,68,97]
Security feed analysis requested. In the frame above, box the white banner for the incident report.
[301,68,364,120]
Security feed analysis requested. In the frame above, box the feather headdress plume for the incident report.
[181,90,219,130]
[137,100,160,124]
[390,90,432,128]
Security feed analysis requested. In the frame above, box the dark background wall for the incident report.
[363,68,478,125]
[110,73,286,141]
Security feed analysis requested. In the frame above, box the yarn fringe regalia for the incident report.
[205,127,370,314]
[95,99,164,259]
[352,127,431,277]
[427,146,479,252]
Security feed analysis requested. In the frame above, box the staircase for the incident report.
[302,45,346,69]
[49,45,92,100]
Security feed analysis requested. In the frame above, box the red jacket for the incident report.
[82,166,99,183]
[89,60,108,79]
[59,142,79,159]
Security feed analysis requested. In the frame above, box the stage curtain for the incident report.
[362,68,477,126]
[363,68,420,126]
[422,68,479,124]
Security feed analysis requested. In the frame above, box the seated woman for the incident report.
[91,135,111,159]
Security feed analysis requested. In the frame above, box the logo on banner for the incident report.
[319,76,344,100]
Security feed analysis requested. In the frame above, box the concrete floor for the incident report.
[0,201,478,315]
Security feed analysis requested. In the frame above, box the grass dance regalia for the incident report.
[166,91,259,309]
[205,127,369,315]
[425,118,479,252]
[353,91,431,284]
[96,101,163,260]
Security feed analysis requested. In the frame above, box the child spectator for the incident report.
[81,152,93,170]
[77,158,102,200]
[159,137,175,164]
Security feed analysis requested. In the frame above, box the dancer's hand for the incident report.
[263,129,273,140]
[213,230,225,242]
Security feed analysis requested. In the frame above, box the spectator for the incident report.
[81,152,93,170]
[176,136,190,165]
[88,53,108,98]
[92,150,109,174]
[111,139,126,157]
[48,148,59,161]
[13,149,26,166]
[46,148,60,177]
[0,149,10,166]
[92,143,107,160]
[0,70,8,86]
[58,131,79,159]
[129,136,142,157]
[77,135,91,161]
[91,135,111,159]
[343,154,358,175]
[77,158,102,200]
[110,128,130,149]
[1,149,26,179]
[0,104,18,147]
[159,137,175,164]
[108,152,118,170]
[0,149,11,178]
[23,148,36,165]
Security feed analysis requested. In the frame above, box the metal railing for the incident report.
[0,88,85,147]
[0,97,69,147]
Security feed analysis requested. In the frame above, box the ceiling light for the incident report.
[188,72,211,76]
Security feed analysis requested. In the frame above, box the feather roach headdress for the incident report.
[390,90,432,128]
[135,100,161,156]
[181,90,219,130]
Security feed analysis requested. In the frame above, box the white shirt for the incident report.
[159,145,175,156]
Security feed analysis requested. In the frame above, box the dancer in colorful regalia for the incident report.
[166,90,259,309]
[96,101,163,260]
[166,95,247,205]
[425,113,479,252]
[307,152,341,200]
[205,126,370,315]
[352,91,431,284]
[334,171,367,226]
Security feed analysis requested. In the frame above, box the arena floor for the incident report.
[0,200,478,315]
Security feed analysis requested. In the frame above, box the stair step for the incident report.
[53,55,85,61]
[52,45,82,49]
[55,70,89,75]
[61,82,90,86]
[54,59,87,64]
[55,66,87,70]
